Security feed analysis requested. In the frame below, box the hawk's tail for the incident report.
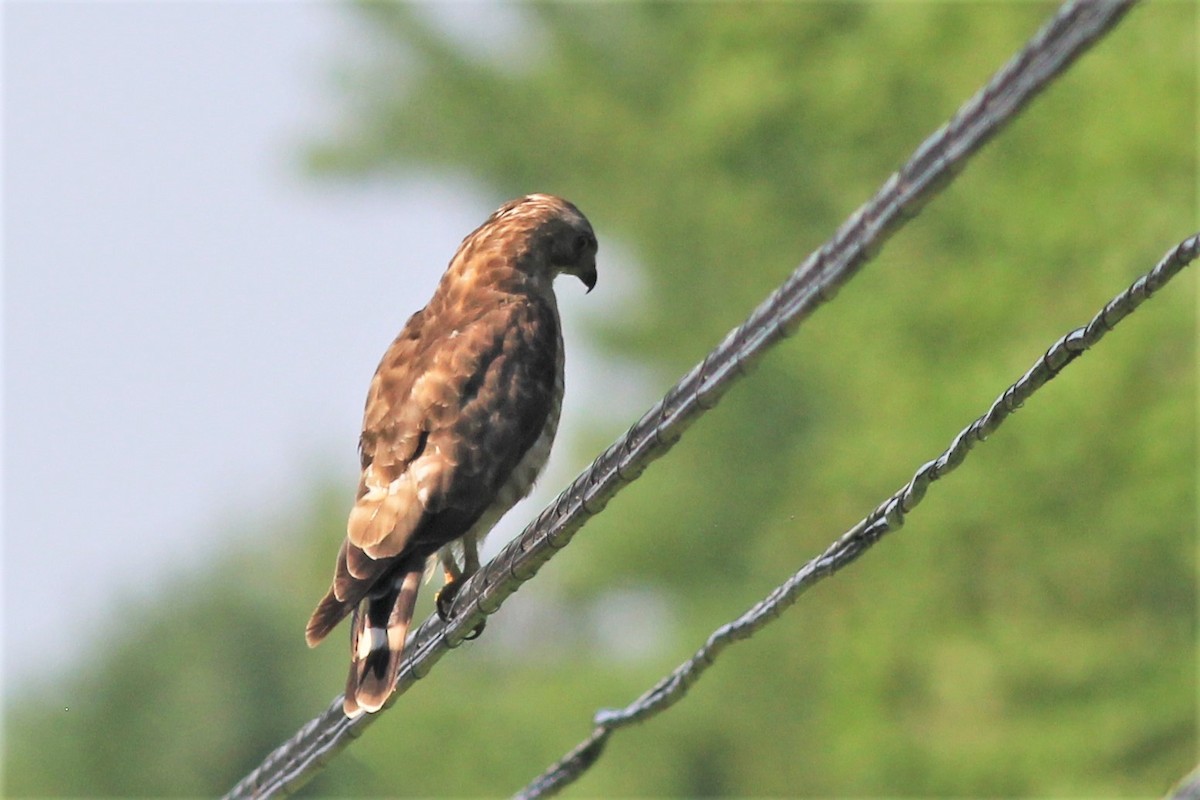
[305,591,348,648]
[343,565,424,717]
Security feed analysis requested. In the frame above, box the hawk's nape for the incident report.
[306,194,598,717]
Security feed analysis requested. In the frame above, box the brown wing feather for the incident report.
[304,296,559,647]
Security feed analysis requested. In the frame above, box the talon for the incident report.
[435,580,460,622]
[434,580,486,640]
[462,620,486,641]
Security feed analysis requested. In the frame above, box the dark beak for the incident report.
[573,249,598,293]
[579,263,597,294]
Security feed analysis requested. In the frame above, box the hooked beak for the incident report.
[578,263,597,294]
[570,250,597,293]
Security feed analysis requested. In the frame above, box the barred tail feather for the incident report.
[305,591,348,647]
[343,566,424,717]
[307,542,401,648]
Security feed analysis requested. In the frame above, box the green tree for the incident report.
[305,4,1195,794]
[5,4,1194,797]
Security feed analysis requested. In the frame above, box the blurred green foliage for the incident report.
[6,3,1195,797]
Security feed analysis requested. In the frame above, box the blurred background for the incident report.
[4,2,1196,796]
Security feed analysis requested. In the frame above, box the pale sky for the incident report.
[4,2,638,694]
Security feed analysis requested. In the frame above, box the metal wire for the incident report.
[223,2,1138,797]
[515,233,1200,799]
[1168,766,1200,800]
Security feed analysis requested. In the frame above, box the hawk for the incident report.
[306,194,598,717]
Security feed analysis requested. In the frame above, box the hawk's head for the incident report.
[479,194,598,293]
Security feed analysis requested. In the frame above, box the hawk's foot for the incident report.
[434,579,460,622]
[434,579,487,640]
[462,619,486,641]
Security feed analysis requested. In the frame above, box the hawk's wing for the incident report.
[306,295,560,646]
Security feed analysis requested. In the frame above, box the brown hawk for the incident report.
[306,194,598,717]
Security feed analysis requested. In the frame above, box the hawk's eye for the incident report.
[572,233,592,256]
